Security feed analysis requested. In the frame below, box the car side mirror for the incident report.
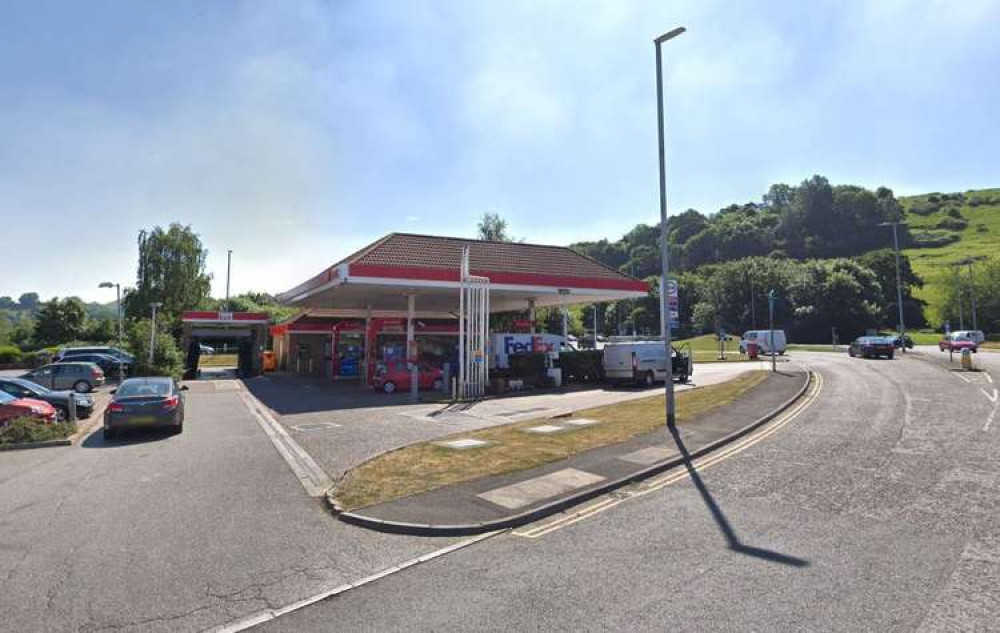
[180,385,189,391]
[110,389,117,395]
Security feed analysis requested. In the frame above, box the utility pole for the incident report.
[750,277,756,330]
[954,267,965,330]
[149,302,162,366]
[99,281,124,382]
[967,261,978,331]
[878,221,907,349]
[225,250,233,311]
[654,25,685,427]
[768,290,776,373]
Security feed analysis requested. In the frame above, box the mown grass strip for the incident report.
[336,371,768,510]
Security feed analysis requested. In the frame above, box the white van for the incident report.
[739,330,787,355]
[952,330,985,345]
[602,341,692,386]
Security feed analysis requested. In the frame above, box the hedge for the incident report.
[0,417,76,446]
[558,350,605,383]
[0,346,22,364]
[508,352,547,379]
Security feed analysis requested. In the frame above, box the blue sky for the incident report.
[2,0,998,302]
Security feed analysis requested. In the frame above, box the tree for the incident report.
[84,318,117,343]
[33,297,87,346]
[0,296,16,310]
[123,224,213,324]
[17,292,39,311]
[126,319,183,379]
[477,213,512,242]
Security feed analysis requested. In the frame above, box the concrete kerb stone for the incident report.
[329,370,815,537]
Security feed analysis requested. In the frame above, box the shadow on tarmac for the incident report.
[668,423,809,568]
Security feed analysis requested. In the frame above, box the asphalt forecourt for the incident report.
[332,369,814,534]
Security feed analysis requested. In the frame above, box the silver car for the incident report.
[20,362,106,393]
[103,377,187,440]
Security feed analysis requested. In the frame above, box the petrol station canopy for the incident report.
[277,233,649,313]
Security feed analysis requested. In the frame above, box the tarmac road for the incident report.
[261,351,1000,632]
[0,381,464,632]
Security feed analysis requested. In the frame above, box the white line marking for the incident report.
[954,372,973,383]
[986,373,994,383]
[237,389,334,497]
[980,388,998,404]
[209,530,503,632]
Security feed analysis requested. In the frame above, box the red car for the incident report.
[0,390,58,425]
[373,362,445,394]
[939,334,978,353]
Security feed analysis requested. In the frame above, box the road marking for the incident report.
[983,388,999,432]
[236,389,334,497]
[980,388,998,404]
[986,373,994,383]
[514,371,822,539]
[209,529,504,633]
[953,372,973,384]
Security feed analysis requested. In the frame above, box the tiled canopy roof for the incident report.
[348,233,632,281]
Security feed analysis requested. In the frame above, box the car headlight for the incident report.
[31,407,46,415]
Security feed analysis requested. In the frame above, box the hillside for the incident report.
[900,187,1000,325]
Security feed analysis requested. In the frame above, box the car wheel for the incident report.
[73,380,91,393]
[432,378,444,391]
[382,381,397,394]
[888,352,894,360]
[848,348,855,357]
[103,428,117,441]
[54,406,68,422]
[170,422,183,435]
[643,371,655,387]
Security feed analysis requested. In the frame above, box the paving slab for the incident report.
[337,370,809,530]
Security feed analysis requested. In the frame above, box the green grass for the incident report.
[199,353,238,368]
[900,188,1000,325]
[336,371,768,510]
[0,418,75,446]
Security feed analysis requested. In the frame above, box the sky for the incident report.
[2,0,998,302]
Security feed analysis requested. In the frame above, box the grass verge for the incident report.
[336,371,769,510]
[0,417,76,447]
[199,353,238,368]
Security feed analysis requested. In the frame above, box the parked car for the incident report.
[104,377,187,439]
[20,362,105,393]
[199,344,215,355]
[602,341,692,386]
[56,346,135,364]
[0,390,58,425]
[0,377,94,420]
[849,336,896,359]
[739,330,788,355]
[373,362,444,394]
[939,333,978,353]
[62,353,129,377]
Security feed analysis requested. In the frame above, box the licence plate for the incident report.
[131,415,157,424]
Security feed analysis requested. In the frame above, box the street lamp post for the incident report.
[225,250,233,312]
[967,261,978,331]
[768,290,777,373]
[655,25,685,428]
[149,302,162,366]
[878,221,907,350]
[99,281,124,382]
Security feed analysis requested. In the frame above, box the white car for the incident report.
[199,344,215,355]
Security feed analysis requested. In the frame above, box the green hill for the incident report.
[900,188,1000,326]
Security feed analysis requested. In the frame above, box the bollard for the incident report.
[961,348,973,371]
[410,363,419,400]
[66,393,77,423]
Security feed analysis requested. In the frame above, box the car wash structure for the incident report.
[274,233,648,395]
[180,311,270,378]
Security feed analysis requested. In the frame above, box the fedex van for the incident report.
[739,330,787,355]
[490,333,567,369]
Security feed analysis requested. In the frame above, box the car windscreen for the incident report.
[0,391,16,404]
[11,379,46,394]
[116,381,171,398]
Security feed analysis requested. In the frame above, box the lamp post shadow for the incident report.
[668,424,809,568]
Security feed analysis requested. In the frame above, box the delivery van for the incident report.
[739,330,787,355]
[602,341,692,386]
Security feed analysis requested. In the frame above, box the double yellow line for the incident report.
[514,371,823,539]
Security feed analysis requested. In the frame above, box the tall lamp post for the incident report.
[877,220,907,349]
[149,302,163,366]
[954,258,980,331]
[225,250,233,311]
[99,281,124,382]
[654,25,685,428]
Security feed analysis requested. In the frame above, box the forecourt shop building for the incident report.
[273,233,648,396]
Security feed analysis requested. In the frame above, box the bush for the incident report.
[0,345,22,364]
[127,319,183,379]
[0,417,76,446]
[558,350,604,383]
[508,353,547,379]
[908,229,960,248]
[934,216,968,231]
[24,350,53,368]
[945,207,964,219]
[907,203,939,216]
[988,333,1000,342]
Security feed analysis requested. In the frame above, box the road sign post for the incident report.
[768,290,776,373]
